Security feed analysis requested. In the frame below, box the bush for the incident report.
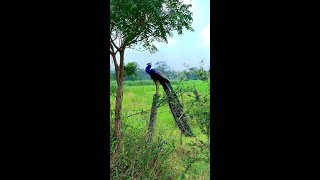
[110,130,176,179]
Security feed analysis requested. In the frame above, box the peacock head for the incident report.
[146,62,152,66]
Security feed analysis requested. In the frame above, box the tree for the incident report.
[155,61,170,73]
[188,67,199,80]
[110,0,193,153]
[154,61,181,80]
[124,62,139,81]
[136,68,150,80]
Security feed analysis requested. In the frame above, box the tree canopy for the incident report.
[124,62,139,81]
[110,0,194,53]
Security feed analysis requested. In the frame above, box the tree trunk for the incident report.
[114,79,123,151]
[114,49,125,155]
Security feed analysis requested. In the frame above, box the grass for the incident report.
[110,80,210,179]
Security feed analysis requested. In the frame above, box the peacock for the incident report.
[145,62,193,136]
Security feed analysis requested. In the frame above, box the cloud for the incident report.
[199,23,210,47]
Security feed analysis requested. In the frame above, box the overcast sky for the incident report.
[112,0,210,71]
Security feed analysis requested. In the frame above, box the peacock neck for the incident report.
[145,65,151,74]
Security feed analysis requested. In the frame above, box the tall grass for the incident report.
[110,127,177,179]
[110,80,210,179]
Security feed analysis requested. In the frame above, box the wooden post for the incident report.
[148,94,159,140]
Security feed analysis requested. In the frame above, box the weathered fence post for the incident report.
[148,94,159,140]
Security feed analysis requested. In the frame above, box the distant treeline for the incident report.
[110,80,181,87]
[110,61,210,81]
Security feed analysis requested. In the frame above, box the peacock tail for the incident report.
[161,81,193,136]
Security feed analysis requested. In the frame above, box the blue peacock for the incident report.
[145,62,193,136]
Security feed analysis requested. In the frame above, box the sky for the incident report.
[112,0,210,71]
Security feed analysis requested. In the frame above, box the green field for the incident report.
[110,80,210,179]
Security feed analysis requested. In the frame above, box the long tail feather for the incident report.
[161,81,193,136]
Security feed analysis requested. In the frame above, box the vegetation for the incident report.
[124,62,139,81]
[110,64,210,179]
[111,61,207,81]
[109,0,210,178]
[110,0,194,156]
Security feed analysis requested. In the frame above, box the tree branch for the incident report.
[127,46,147,52]
[110,41,119,81]
[110,35,120,51]
[126,37,145,47]
[110,41,116,54]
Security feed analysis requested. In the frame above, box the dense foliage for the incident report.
[110,0,193,53]
[124,62,139,81]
